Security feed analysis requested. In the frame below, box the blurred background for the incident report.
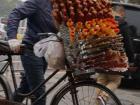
[0,1,140,105]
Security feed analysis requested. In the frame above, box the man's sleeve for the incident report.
[7,0,38,39]
[123,26,135,63]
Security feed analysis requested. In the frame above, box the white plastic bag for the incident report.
[34,35,65,69]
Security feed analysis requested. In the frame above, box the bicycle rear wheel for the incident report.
[51,79,122,105]
[0,75,12,100]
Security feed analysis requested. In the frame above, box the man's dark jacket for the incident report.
[7,0,58,45]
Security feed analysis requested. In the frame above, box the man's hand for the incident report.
[8,39,21,53]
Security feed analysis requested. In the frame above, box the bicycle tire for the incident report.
[0,75,12,100]
[51,79,122,105]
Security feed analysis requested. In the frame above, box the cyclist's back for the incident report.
[7,0,58,45]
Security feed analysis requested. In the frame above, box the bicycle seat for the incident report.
[0,40,24,55]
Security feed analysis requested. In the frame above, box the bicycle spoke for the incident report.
[82,86,85,105]
[89,87,96,105]
[76,89,82,105]
[88,86,89,105]
[63,93,73,103]
[61,99,70,105]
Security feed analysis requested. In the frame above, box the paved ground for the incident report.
[116,89,140,105]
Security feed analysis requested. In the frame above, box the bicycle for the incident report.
[0,33,122,105]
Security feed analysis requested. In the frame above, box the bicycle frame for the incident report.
[0,54,80,105]
[18,58,78,105]
[0,55,18,91]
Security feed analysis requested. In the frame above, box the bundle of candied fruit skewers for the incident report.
[51,0,128,72]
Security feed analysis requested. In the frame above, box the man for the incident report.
[113,5,134,63]
[7,0,58,105]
